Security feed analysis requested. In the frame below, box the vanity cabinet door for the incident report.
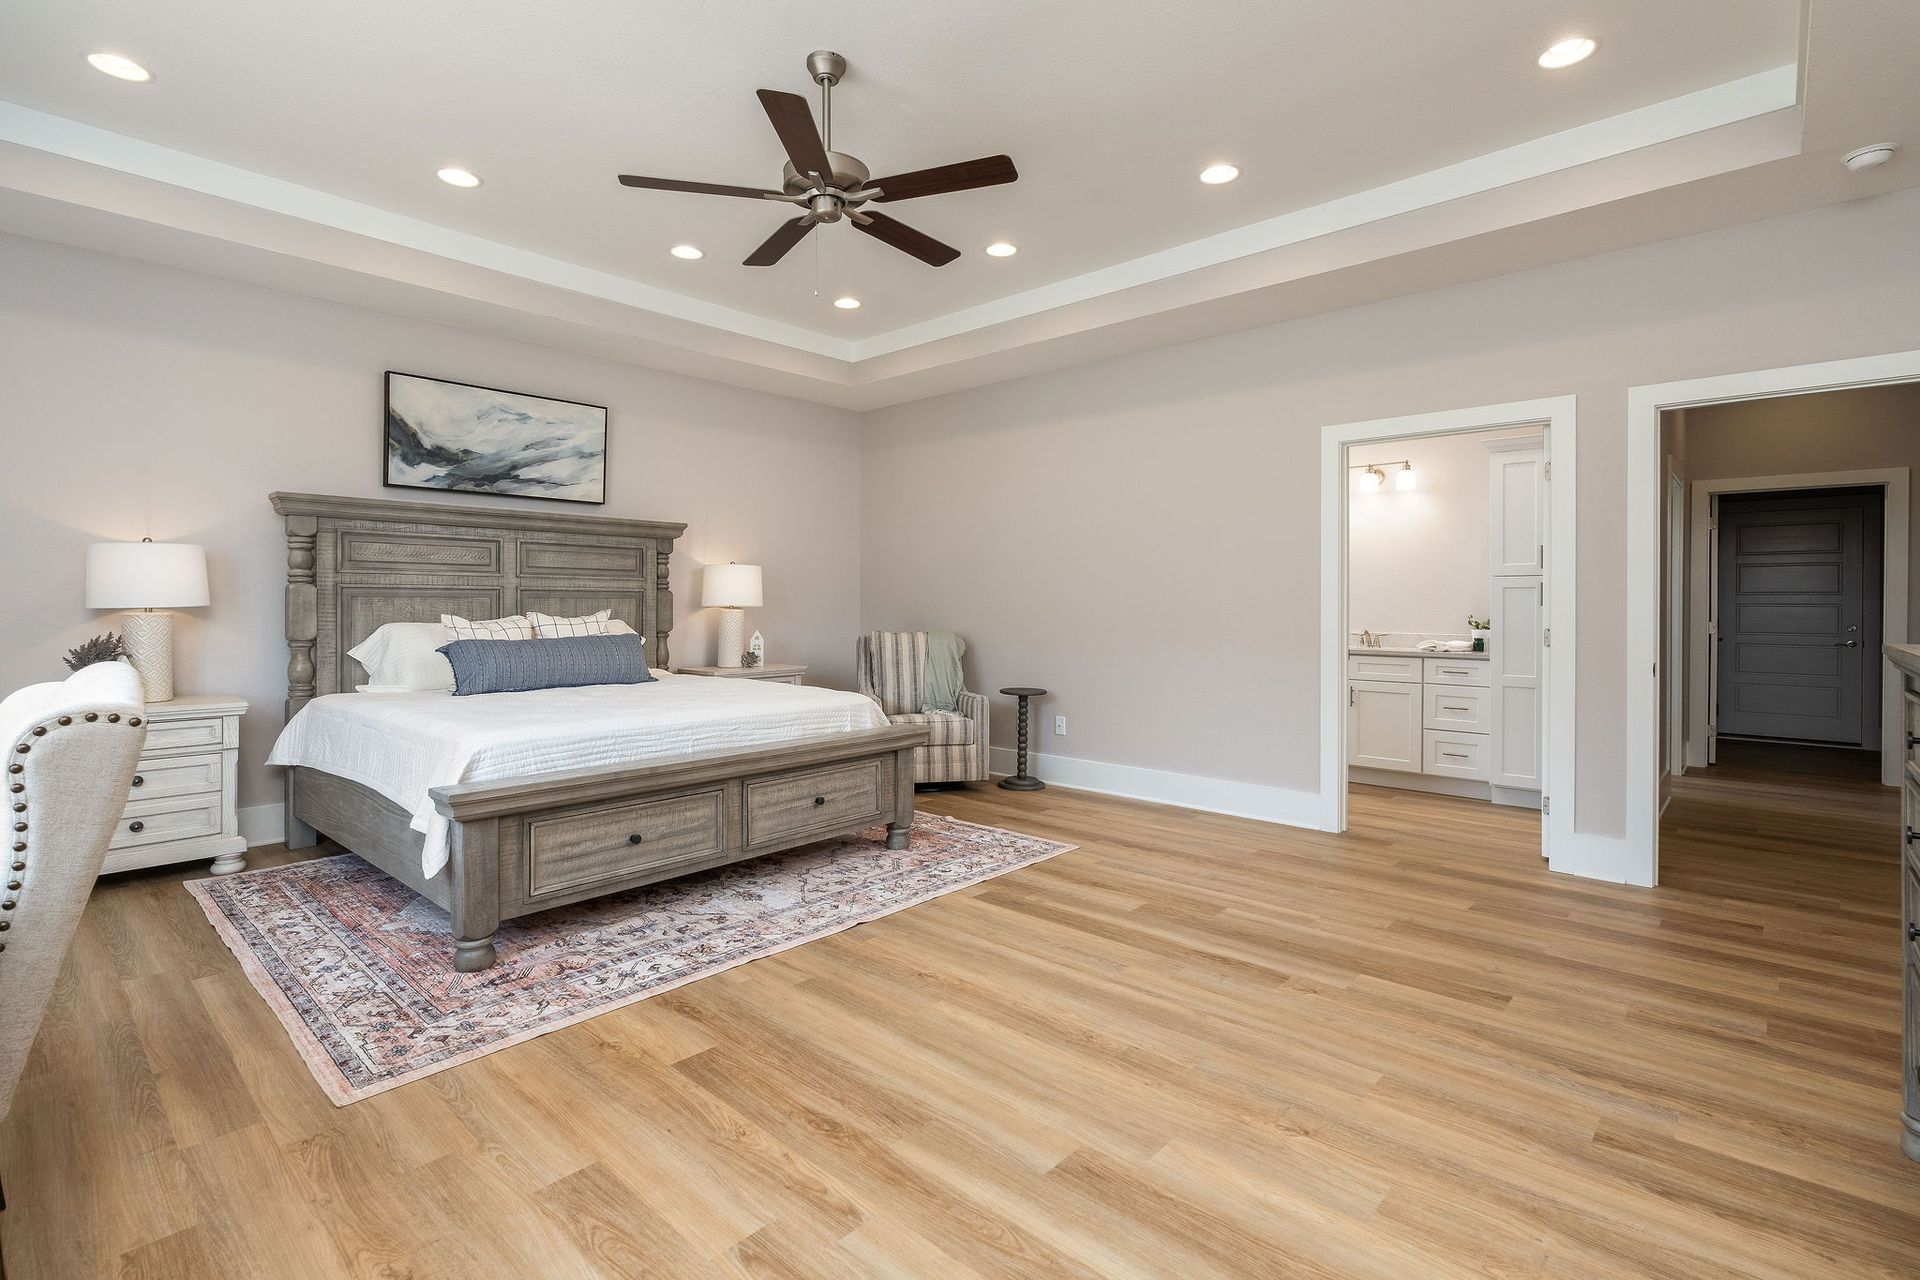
[1349,679,1421,773]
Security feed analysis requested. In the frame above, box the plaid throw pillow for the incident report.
[441,613,534,642]
[527,609,614,638]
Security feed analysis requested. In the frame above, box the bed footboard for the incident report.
[423,723,927,971]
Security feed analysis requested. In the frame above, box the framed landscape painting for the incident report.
[384,371,608,505]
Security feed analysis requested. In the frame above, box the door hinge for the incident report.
[1544,461,1551,480]
[1349,686,1355,707]
[1544,627,1552,647]
[1542,795,1550,814]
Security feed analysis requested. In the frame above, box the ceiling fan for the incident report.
[617,50,1017,268]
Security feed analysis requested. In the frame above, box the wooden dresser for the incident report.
[103,694,248,877]
[1884,644,1920,1163]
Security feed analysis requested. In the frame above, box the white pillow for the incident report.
[606,619,641,639]
[528,609,614,637]
[348,623,456,692]
[442,613,534,641]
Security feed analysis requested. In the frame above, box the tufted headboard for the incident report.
[269,492,686,716]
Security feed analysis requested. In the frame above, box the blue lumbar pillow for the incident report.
[438,633,655,696]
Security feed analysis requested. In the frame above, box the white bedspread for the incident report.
[267,675,890,877]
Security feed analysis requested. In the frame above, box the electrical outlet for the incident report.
[1054,715,1067,736]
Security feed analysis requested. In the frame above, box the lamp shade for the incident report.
[85,541,210,609]
[701,562,763,608]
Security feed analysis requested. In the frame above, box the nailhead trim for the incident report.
[3,710,147,965]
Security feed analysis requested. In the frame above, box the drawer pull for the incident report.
[1907,827,1918,846]
[128,820,144,834]
[1443,752,1469,761]
[1909,733,1918,750]
[813,795,827,806]
[627,833,645,845]
[1443,704,1470,712]
[1909,923,1920,942]
[131,774,144,787]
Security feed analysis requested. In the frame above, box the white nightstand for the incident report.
[103,695,248,877]
[674,664,807,686]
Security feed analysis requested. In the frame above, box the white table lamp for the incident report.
[86,540,209,702]
[702,562,763,668]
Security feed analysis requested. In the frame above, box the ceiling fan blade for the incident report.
[618,175,785,200]
[869,155,1018,202]
[743,216,816,267]
[756,89,834,182]
[852,210,961,267]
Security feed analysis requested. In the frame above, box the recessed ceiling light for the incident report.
[1537,37,1597,69]
[86,52,151,82]
[833,296,862,310]
[984,241,1018,257]
[436,167,482,188]
[1198,163,1241,186]
[669,244,704,260]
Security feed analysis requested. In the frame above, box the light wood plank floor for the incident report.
[5,751,1916,1278]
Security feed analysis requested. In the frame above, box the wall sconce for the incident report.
[1351,460,1415,493]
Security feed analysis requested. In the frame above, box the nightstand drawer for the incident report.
[141,717,227,755]
[760,675,803,685]
[110,794,224,850]
[129,751,223,803]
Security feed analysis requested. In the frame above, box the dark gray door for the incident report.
[1715,489,1882,746]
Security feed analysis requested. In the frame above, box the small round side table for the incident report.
[998,687,1047,791]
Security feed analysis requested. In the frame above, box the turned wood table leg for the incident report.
[998,687,1048,791]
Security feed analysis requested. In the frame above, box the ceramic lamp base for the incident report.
[120,611,175,702]
[715,607,745,668]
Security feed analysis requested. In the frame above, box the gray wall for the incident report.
[861,187,1920,840]
[0,235,865,821]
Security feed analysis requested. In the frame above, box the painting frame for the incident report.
[382,370,609,506]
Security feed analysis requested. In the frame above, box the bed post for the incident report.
[284,513,320,849]
[887,745,916,850]
[449,819,501,972]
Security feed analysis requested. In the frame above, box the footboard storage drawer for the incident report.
[527,788,726,897]
[745,760,886,847]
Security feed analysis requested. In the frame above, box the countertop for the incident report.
[1348,646,1489,660]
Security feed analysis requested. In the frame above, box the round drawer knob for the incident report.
[627,833,645,845]
[128,820,144,834]
[813,795,826,806]
[131,774,144,787]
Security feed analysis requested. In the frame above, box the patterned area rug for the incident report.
[188,814,1073,1105]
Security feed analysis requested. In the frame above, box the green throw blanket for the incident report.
[924,630,966,713]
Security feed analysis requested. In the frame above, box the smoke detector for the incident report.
[1843,144,1897,173]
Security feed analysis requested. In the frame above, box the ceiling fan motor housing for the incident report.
[782,154,870,198]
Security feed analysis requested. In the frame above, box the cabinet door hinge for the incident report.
[1544,627,1552,647]
[1544,461,1552,480]
[1542,795,1551,814]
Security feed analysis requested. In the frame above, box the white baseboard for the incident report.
[239,802,286,848]
[988,747,1324,830]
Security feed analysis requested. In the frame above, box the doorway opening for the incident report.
[1319,396,1579,875]
[1653,382,1915,879]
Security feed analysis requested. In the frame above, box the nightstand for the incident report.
[674,664,807,686]
[103,695,248,877]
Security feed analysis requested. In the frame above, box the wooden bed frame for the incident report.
[269,492,923,971]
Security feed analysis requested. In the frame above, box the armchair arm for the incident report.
[956,688,989,744]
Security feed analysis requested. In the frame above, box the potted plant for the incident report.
[1467,615,1490,652]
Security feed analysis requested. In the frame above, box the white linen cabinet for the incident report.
[1485,437,1546,800]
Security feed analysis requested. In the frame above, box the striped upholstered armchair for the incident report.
[856,632,990,785]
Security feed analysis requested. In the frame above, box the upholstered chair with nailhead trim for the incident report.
[0,662,145,1134]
